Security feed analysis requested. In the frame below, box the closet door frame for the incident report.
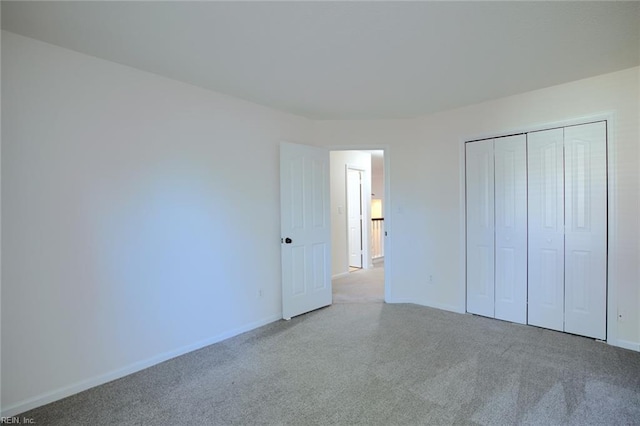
[459,113,619,347]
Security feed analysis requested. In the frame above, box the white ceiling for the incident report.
[2,1,639,120]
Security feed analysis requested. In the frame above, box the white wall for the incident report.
[314,120,433,305]
[315,67,640,347]
[329,151,371,277]
[1,32,313,415]
[371,152,384,210]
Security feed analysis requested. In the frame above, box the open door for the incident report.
[280,142,332,319]
[347,168,363,269]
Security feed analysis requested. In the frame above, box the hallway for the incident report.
[332,262,384,304]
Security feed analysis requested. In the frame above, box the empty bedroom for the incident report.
[2,1,640,424]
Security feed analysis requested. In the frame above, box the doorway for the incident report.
[330,150,386,304]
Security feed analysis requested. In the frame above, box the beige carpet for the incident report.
[332,261,384,304]
[17,301,640,425]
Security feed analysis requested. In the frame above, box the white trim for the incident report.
[386,297,413,304]
[419,300,466,315]
[383,148,392,303]
[459,134,468,316]
[604,113,619,349]
[1,314,281,418]
[614,340,640,352]
[459,113,619,345]
[460,112,616,144]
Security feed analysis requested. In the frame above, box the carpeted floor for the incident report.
[332,262,384,304]
[17,283,640,425]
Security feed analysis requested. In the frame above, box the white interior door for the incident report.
[494,135,527,324]
[528,128,565,332]
[564,122,607,340]
[347,168,363,268]
[466,139,495,318]
[280,142,332,320]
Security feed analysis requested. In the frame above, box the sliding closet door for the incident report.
[564,122,607,339]
[466,140,495,318]
[494,135,527,324]
[528,129,565,332]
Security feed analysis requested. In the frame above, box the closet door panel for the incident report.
[528,129,564,332]
[466,140,495,318]
[494,135,527,324]
[564,122,607,340]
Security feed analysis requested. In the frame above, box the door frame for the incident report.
[330,146,392,303]
[459,112,622,347]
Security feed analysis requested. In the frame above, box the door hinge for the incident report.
[385,231,388,236]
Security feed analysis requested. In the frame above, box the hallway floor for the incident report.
[332,261,384,304]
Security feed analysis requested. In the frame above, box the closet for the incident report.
[465,121,607,340]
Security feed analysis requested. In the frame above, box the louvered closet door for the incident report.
[466,139,495,318]
[494,135,527,324]
[528,129,565,332]
[564,122,607,340]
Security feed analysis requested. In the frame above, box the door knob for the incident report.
[285,237,293,244]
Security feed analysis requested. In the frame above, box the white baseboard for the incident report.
[383,298,463,316]
[1,313,281,418]
[419,300,465,314]
[385,297,413,304]
[613,339,640,352]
